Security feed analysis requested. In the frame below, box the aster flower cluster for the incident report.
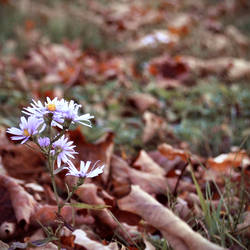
[7,97,105,249]
[7,97,104,179]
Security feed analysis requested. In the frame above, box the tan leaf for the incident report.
[133,150,165,176]
[129,93,160,112]
[0,240,9,250]
[237,211,250,237]
[0,141,45,180]
[69,129,114,184]
[76,183,117,229]
[142,112,164,143]
[110,155,130,197]
[128,167,169,195]
[207,151,249,171]
[148,150,184,174]
[111,155,169,195]
[144,238,156,250]
[225,25,249,48]
[26,229,57,250]
[73,229,119,250]
[118,185,225,250]
[0,174,37,226]
[32,205,94,226]
[158,143,189,162]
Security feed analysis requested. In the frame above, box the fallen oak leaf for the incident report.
[118,185,225,250]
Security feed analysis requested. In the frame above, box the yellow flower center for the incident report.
[23,129,30,137]
[47,103,56,111]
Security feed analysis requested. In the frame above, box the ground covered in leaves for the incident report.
[0,0,249,249]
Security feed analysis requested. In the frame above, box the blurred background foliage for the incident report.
[0,0,250,157]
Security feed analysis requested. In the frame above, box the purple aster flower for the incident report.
[38,137,50,147]
[62,100,94,127]
[7,116,42,144]
[51,135,77,168]
[65,160,105,178]
[23,97,65,129]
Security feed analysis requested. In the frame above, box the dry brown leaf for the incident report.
[158,143,189,162]
[118,185,225,250]
[26,229,57,250]
[110,155,130,197]
[142,111,164,143]
[111,154,169,195]
[0,174,37,227]
[0,141,45,180]
[73,229,119,250]
[76,183,117,229]
[129,93,160,112]
[133,150,165,176]
[69,129,114,184]
[225,25,249,48]
[0,240,9,250]
[148,150,184,174]
[237,211,250,237]
[32,204,94,226]
[144,238,156,250]
[168,14,194,36]
[128,167,169,195]
[181,56,250,81]
[147,55,189,80]
[207,151,249,171]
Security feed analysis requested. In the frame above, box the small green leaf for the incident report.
[66,202,110,210]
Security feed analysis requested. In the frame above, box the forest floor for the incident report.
[0,0,249,249]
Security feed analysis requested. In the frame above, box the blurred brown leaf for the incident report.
[118,185,225,250]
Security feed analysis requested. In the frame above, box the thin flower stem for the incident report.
[48,153,60,212]
[51,129,66,143]
[58,178,84,214]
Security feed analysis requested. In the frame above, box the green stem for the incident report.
[48,153,60,212]
[51,129,66,143]
[58,178,84,214]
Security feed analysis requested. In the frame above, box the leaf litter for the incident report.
[0,0,250,249]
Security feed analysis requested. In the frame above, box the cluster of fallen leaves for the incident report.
[0,0,250,249]
[0,125,249,249]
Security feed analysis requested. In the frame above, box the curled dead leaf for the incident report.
[133,150,165,176]
[207,151,249,171]
[0,174,37,227]
[118,185,225,250]
[158,143,189,162]
[0,141,45,180]
[76,183,117,229]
